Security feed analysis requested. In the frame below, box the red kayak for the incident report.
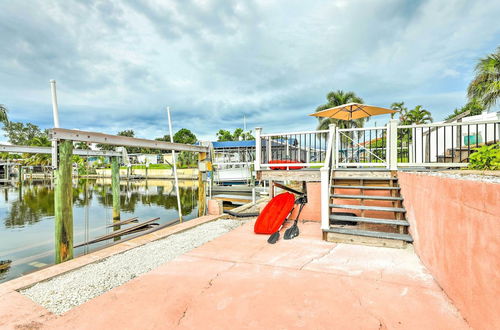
[269,160,304,170]
[254,192,295,234]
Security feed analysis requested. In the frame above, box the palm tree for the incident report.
[0,104,9,125]
[315,90,365,130]
[76,141,91,150]
[444,98,484,121]
[406,105,433,124]
[467,47,500,110]
[29,135,51,147]
[390,102,408,121]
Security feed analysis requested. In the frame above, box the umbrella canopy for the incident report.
[310,103,398,121]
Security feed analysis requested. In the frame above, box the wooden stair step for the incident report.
[331,185,400,190]
[325,227,413,242]
[330,204,406,213]
[331,194,403,201]
[330,214,409,226]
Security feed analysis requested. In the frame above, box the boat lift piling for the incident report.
[111,156,121,223]
[54,140,74,263]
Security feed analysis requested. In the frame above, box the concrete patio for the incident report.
[0,219,468,329]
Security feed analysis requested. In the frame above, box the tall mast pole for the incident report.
[167,107,183,222]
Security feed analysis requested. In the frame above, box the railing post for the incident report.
[328,123,337,168]
[320,167,329,231]
[254,127,262,171]
[320,123,336,232]
[387,119,398,170]
[267,136,272,164]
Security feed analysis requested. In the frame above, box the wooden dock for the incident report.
[213,194,253,205]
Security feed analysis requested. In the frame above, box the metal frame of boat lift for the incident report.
[0,144,122,157]
[48,128,208,169]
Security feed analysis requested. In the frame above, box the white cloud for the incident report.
[0,0,498,141]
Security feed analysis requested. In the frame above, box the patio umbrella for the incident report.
[309,103,398,122]
[310,103,398,161]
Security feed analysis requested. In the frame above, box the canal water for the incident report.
[0,178,198,283]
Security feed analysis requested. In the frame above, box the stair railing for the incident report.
[320,123,336,231]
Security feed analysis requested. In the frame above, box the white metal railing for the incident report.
[336,126,389,168]
[256,129,330,169]
[255,117,500,172]
[396,118,500,167]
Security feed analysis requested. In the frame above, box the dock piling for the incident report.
[198,152,207,217]
[111,157,121,222]
[54,140,74,263]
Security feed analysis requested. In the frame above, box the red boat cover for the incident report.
[254,192,295,234]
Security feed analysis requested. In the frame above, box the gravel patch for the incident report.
[20,219,244,315]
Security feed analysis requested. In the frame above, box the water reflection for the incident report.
[0,260,11,281]
[4,185,54,228]
[0,179,199,283]
[3,179,198,228]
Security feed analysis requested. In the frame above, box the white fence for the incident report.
[255,114,500,170]
[255,128,330,169]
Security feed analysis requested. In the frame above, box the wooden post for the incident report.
[18,165,23,185]
[55,140,74,263]
[198,152,207,217]
[111,157,121,222]
[18,165,23,200]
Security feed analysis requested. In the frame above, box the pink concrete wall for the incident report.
[289,182,321,221]
[398,172,499,329]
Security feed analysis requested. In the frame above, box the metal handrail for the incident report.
[260,129,329,137]
[397,119,499,129]
[337,126,387,132]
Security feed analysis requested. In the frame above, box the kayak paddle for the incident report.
[284,197,306,240]
[267,227,281,244]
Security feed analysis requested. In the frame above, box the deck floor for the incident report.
[1,220,468,329]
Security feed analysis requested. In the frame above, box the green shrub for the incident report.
[468,143,500,170]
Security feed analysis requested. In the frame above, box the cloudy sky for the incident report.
[0,0,499,141]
